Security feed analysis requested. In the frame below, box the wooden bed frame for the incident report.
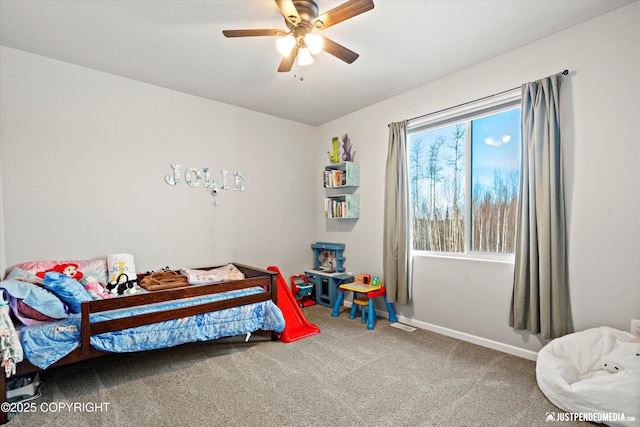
[0,263,279,424]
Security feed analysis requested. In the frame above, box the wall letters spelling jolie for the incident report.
[164,165,245,191]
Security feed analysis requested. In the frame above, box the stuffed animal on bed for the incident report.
[601,338,640,373]
[36,263,84,281]
[84,281,113,300]
[106,273,142,296]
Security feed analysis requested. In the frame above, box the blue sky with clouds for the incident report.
[410,106,520,209]
[471,107,520,188]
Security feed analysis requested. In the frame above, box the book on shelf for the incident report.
[325,198,347,218]
[323,170,346,187]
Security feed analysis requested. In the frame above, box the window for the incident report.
[408,90,521,256]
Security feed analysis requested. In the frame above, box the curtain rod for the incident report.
[393,69,569,126]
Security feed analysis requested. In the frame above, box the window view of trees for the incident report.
[409,107,520,254]
[410,123,465,252]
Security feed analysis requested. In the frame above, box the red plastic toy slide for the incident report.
[267,266,320,343]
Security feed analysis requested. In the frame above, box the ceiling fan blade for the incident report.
[314,0,374,29]
[222,29,284,38]
[274,0,300,25]
[322,37,359,64]
[278,47,298,72]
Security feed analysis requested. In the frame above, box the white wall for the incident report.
[0,47,316,279]
[0,156,5,275]
[316,2,640,357]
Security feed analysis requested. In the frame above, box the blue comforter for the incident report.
[20,287,285,369]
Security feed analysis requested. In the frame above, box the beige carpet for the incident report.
[6,305,587,426]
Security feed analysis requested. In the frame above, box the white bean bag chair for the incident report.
[536,326,640,427]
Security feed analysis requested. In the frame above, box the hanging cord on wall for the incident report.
[391,69,569,126]
[211,189,218,264]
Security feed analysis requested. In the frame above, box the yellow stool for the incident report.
[352,297,371,323]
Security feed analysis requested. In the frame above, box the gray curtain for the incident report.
[383,121,411,305]
[509,73,573,339]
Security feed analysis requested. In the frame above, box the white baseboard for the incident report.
[345,301,538,361]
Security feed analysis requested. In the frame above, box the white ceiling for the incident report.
[0,0,634,126]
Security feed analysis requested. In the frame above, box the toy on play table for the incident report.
[354,273,376,285]
[354,273,368,284]
[345,273,380,292]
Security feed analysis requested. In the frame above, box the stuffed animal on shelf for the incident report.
[84,281,113,300]
[601,338,640,373]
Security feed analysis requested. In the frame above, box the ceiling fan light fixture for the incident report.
[224,0,375,73]
[276,34,296,57]
[304,33,324,54]
[297,47,314,66]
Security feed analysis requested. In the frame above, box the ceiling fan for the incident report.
[222,0,374,72]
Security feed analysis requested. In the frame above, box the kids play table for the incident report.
[331,282,397,330]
